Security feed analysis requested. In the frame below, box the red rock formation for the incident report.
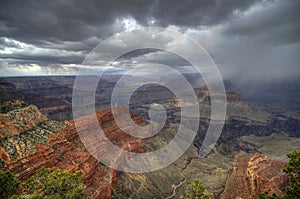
[40,104,72,115]
[220,153,289,199]
[1,106,147,199]
[0,105,47,138]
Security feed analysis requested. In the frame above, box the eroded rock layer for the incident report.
[220,153,289,199]
[0,104,146,198]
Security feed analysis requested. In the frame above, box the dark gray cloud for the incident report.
[211,0,300,83]
[0,0,259,44]
[148,0,261,26]
[224,0,300,46]
[0,0,299,82]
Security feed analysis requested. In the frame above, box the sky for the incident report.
[0,0,299,85]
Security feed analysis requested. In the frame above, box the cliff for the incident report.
[0,103,146,198]
[0,101,47,138]
[220,153,289,199]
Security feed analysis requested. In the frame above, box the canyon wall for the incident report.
[221,153,289,199]
[0,104,146,198]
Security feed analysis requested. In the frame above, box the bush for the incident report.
[185,179,209,199]
[24,167,86,199]
[258,191,280,199]
[9,195,59,199]
[0,170,20,199]
[283,150,300,199]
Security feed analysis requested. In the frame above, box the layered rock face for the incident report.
[220,153,289,199]
[0,102,47,138]
[0,103,146,198]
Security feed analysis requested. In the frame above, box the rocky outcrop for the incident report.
[0,104,47,138]
[220,153,289,199]
[194,87,241,103]
[1,105,147,199]
[40,104,72,121]
[226,91,242,102]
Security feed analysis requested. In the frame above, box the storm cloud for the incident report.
[0,0,299,83]
[0,0,260,43]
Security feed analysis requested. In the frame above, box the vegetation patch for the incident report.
[23,167,86,199]
[0,100,28,114]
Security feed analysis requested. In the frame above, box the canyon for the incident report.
[1,101,298,198]
[0,76,299,198]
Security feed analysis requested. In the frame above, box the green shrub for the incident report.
[283,150,300,199]
[185,179,209,199]
[24,167,86,199]
[0,170,20,199]
[9,194,59,199]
